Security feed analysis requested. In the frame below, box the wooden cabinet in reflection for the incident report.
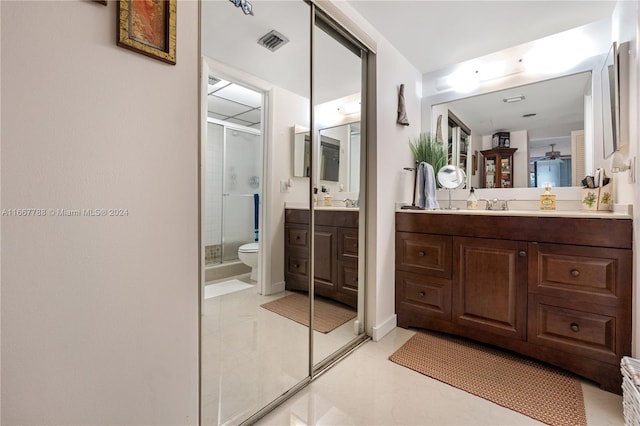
[480,147,517,188]
[284,209,358,308]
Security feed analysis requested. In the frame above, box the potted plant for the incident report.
[409,132,448,175]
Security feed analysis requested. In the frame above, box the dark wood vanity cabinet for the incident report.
[285,209,358,308]
[396,212,632,393]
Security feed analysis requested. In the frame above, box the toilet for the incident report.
[238,242,259,281]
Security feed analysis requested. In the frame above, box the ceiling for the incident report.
[346,1,617,74]
[440,71,592,141]
[203,1,617,139]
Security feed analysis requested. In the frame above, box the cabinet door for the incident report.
[453,237,527,340]
[314,225,337,294]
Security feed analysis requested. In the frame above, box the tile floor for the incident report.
[201,274,361,425]
[256,327,625,426]
[202,274,624,426]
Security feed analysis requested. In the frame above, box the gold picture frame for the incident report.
[117,0,176,65]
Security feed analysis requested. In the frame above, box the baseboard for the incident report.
[261,280,285,296]
[372,314,397,342]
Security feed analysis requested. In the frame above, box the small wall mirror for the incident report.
[601,42,618,159]
[292,122,360,191]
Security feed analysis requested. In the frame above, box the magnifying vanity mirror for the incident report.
[437,165,467,209]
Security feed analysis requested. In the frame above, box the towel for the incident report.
[397,84,409,126]
[253,193,259,241]
[418,162,439,209]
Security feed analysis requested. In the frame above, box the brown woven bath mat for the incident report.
[389,330,586,425]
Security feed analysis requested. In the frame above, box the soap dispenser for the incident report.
[466,187,478,209]
[540,183,556,210]
[324,188,332,206]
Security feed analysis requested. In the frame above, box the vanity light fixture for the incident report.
[522,28,595,75]
[503,95,525,103]
[338,100,361,115]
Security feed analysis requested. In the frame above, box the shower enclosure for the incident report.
[204,120,262,268]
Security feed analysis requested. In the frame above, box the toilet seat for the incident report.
[239,242,259,253]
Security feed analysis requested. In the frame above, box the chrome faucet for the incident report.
[481,198,512,211]
[343,198,357,208]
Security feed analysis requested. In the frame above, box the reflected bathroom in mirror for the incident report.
[431,72,592,189]
[292,121,361,191]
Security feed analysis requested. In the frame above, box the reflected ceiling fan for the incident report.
[542,144,564,161]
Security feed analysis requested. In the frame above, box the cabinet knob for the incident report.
[570,323,580,332]
[419,291,425,297]
[418,251,426,257]
[294,263,300,269]
[353,243,358,248]
[570,269,580,278]
[296,235,300,240]
[519,251,526,257]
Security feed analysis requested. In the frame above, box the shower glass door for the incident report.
[222,127,261,262]
[205,122,261,265]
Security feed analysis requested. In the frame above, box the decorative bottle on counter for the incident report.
[466,187,478,209]
[324,191,332,206]
[540,183,556,210]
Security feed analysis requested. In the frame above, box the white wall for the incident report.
[328,2,423,340]
[1,1,199,424]
[265,86,311,293]
[610,1,640,356]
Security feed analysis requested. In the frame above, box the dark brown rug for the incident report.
[260,293,356,333]
[389,330,587,426]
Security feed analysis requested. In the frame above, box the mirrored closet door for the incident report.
[311,9,367,371]
[200,2,369,424]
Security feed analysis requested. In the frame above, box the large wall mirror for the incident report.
[431,72,591,189]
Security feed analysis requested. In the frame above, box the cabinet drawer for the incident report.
[396,271,451,321]
[529,243,632,306]
[528,295,626,365]
[286,256,308,277]
[396,232,452,279]
[338,261,358,297]
[339,228,358,259]
[286,225,309,249]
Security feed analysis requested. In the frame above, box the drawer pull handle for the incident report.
[419,291,425,297]
[570,269,580,278]
[294,264,300,269]
[570,323,580,332]
[418,251,426,257]
[519,251,526,257]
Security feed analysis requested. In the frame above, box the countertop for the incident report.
[395,205,632,219]
[285,202,358,212]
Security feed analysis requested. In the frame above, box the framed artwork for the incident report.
[117,0,176,65]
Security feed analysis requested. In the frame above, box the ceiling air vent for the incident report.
[257,30,289,52]
[208,76,221,86]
